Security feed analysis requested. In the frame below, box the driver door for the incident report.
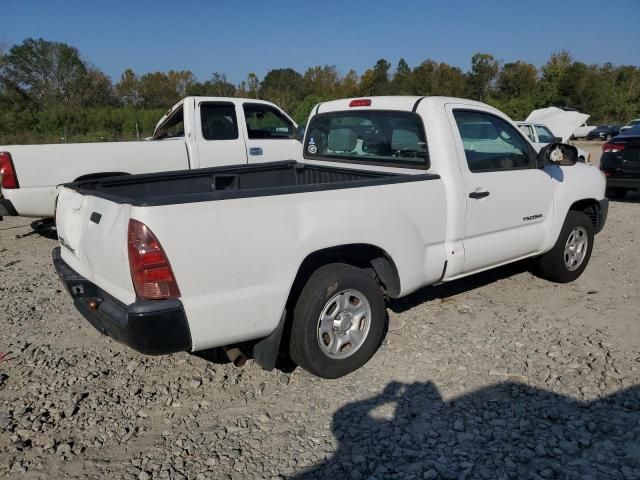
[449,108,554,274]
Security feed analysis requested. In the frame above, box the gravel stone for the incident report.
[1,184,639,479]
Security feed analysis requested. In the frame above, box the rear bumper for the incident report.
[606,177,640,189]
[0,196,18,218]
[52,247,192,355]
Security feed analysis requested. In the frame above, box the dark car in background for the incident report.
[587,125,621,141]
[601,124,640,199]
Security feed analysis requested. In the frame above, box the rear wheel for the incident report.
[533,211,594,283]
[289,263,386,379]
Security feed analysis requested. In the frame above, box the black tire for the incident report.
[606,187,627,199]
[289,263,386,379]
[606,134,612,141]
[533,211,594,283]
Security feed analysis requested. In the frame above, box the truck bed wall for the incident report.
[70,161,428,206]
[128,174,448,350]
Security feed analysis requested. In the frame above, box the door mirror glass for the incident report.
[552,136,563,143]
[295,125,305,142]
[537,143,578,167]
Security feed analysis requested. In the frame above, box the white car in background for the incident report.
[517,121,590,163]
[572,122,596,139]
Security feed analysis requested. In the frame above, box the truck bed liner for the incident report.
[67,160,439,207]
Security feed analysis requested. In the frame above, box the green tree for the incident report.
[537,50,573,106]
[303,65,339,98]
[496,61,538,99]
[359,59,391,96]
[468,53,499,101]
[336,70,359,98]
[412,60,466,97]
[116,69,141,107]
[1,38,89,107]
[391,58,413,95]
[259,68,305,112]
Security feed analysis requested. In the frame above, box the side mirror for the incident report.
[295,125,305,142]
[552,136,563,143]
[538,143,578,167]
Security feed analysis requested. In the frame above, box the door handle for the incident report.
[249,147,263,156]
[469,190,490,199]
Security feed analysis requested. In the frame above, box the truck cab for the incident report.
[0,97,302,219]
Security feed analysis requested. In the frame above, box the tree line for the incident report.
[1,38,639,144]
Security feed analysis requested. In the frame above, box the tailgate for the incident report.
[56,187,136,305]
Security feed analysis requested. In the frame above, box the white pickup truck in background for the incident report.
[0,97,301,219]
[53,96,608,379]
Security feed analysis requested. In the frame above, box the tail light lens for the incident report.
[0,152,19,189]
[602,143,625,153]
[128,219,180,300]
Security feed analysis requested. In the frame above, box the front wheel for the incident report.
[289,263,386,379]
[532,211,594,283]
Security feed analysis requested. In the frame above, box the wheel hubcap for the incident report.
[564,226,588,271]
[318,289,371,359]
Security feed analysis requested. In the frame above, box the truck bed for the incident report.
[68,160,438,206]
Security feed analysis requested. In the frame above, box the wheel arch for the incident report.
[288,244,401,307]
[568,198,603,232]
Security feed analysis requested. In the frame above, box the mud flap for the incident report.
[253,310,287,371]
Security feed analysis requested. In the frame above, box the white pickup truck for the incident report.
[0,97,301,219]
[53,96,608,379]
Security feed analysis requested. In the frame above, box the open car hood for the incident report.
[525,107,590,143]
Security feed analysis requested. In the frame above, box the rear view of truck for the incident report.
[54,158,445,379]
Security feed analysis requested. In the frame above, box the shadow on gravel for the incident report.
[8,219,58,240]
[389,261,530,314]
[292,381,640,479]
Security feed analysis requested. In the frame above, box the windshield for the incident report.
[304,111,429,168]
[535,125,555,143]
[153,106,184,140]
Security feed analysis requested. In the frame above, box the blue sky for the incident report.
[2,0,638,84]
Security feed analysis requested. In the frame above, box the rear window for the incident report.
[304,111,429,169]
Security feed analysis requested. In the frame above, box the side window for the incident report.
[243,103,294,139]
[200,103,239,140]
[453,110,536,172]
[154,106,184,140]
[518,124,535,142]
[535,125,555,143]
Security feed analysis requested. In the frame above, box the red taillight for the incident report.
[0,152,19,189]
[602,142,625,153]
[128,219,180,300]
[349,99,372,107]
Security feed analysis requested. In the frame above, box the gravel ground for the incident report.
[1,144,639,479]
